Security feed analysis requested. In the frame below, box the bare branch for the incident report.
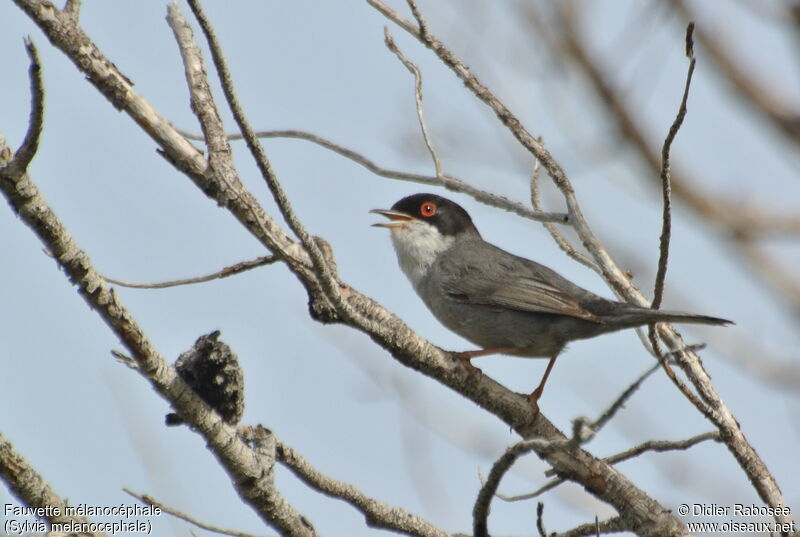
[497,477,561,503]
[0,432,111,537]
[185,0,369,331]
[102,255,276,289]
[536,502,547,537]
[482,359,664,516]
[5,39,45,177]
[124,489,271,537]
[670,0,800,146]
[652,22,696,311]
[406,0,428,40]
[11,0,317,313]
[166,2,231,166]
[11,0,204,173]
[0,167,317,535]
[543,1,800,320]
[384,27,442,178]
[112,349,138,370]
[0,109,318,537]
[530,156,598,272]
[176,127,570,224]
[646,22,713,427]
[554,516,627,537]
[177,126,438,183]
[506,430,719,502]
[655,339,716,422]
[582,359,663,441]
[62,0,80,21]
[245,427,318,537]
[276,437,449,537]
[603,431,720,466]
[473,435,577,537]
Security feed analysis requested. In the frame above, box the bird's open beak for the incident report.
[370,208,414,229]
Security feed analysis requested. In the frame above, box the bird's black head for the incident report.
[390,193,480,237]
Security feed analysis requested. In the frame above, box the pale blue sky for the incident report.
[1,1,798,536]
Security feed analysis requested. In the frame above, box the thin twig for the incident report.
[177,127,437,184]
[7,39,45,177]
[167,3,232,167]
[102,255,276,289]
[63,0,81,21]
[176,127,569,224]
[124,489,270,537]
[553,516,627,537]
[645,20,718,426]
[112,349,138,370]
[504,430,719,501]
[165,3,315,284]
[166,0,301,292]
[474,434,579,537]
[275,436,449,537]
[640,21,718,422]
[536,502,547,537]
[648,23,697,416]
[585,358,664,438]
[497,477,561,503]
[186,0,371,331]
[603,430,720,465]
[652,22,695,310]
[406,0,428,40]
[384,27,442,178]
[541,356,671,473]
[530,156,598,272]
[654,334,715,419]
[670,0,800,145]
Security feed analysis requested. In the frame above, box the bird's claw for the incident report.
[527,389,542,416]
[452,351,483,377]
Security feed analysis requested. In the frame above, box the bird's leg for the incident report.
[527,354,559,413]
[452,347,518,374]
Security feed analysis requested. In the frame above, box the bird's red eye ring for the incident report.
[420,202,437,217]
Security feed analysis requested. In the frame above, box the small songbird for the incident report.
[371,193,731,412]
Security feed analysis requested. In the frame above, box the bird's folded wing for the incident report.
[440,259,601,322]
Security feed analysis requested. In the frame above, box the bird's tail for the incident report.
[612,307,733,327]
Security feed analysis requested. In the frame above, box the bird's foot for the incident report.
[510,390,542,426]
[527,387,543,416]
[452,351,483,376]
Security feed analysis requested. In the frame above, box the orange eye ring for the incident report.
[420,202,437,217]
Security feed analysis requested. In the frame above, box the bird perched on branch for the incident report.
[372,193,731,413]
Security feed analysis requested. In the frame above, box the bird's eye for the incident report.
[420,202,437,217]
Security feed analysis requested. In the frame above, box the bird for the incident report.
[371,193,732,413]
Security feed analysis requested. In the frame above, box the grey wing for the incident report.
[437,242,602,322]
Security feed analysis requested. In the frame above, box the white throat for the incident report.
[390,220,455,292]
